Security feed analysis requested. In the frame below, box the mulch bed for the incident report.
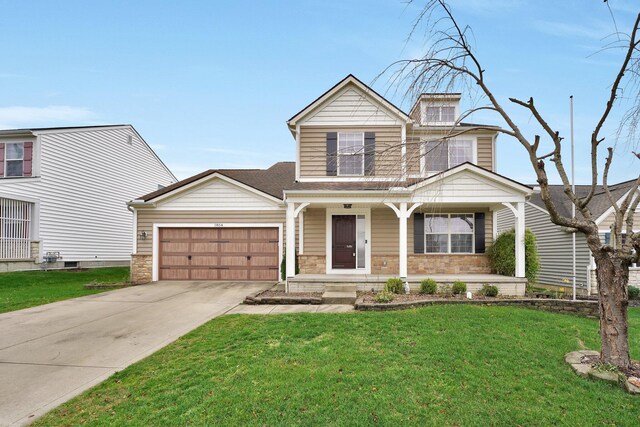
[582,354,640,379]
[83,282,132,289]
[357,292,510,304]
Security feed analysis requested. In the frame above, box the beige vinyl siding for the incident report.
[598,208,640,231]
[372,208,399,254]
[302,208,325,255]
[136,210,286,255]
[477,136,493,170]
[496,203,591,288]
[299,126,402,178]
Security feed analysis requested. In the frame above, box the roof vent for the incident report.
[127,135,133,145]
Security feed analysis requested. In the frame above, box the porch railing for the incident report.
[0,197,32,260]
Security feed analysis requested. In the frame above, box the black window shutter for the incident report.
[474,212,486,254]
[326,132,337,176]
[413,213,424,254]
[364,132,375,176]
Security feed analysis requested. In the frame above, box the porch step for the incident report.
[325,284,357,293]
[322,290,357,304]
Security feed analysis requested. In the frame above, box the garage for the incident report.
[158,227,280,281]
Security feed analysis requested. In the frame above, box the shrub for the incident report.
[487,228,540,282]
[451,281,467,295]
[280,252,300,281]
[374,290,395,303]
[385,277,405,294]
[629,286,640,300]
[438,284,453,297]
[420,278,438,294]
[478,283,499,297]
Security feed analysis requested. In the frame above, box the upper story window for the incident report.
[5,143,24,177]
[337,132,364,176]
[423,140,473,173]
[424,105,456,123]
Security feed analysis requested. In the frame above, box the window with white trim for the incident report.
[423,140,473,173]
[5,143,24,177]
[425,213,474,253]
[337,132,364,176]
[424,106,456,123]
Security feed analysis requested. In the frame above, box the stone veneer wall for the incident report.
[372,255,399,274]
[30,240,41,260]
[131,254,152,284]
[298,255,326,274]
[408,254,492,274]
[589,266,640,294]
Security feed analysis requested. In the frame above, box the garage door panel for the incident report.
[249,242,278,253]
[158,227,279,282]
[191,255,218,266]
[220,242,248,253]
[191,229,219,240]
[160,268,190,280]
[191,242,219,253]
[190,268,219,280]
[162,229,190,240]
[162,242,189,253]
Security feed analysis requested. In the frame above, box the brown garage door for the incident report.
[158,227,279,281]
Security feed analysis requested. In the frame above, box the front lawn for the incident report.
[36,305,640,426]
[0,267,130,314]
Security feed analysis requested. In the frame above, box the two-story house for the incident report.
[128,75,532,294]
[0,125,176,271]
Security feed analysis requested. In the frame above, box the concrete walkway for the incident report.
[227,304,354,315]
[0,281,271,426]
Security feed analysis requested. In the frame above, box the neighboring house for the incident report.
[129,75,533,295]
[0,125,176,271]
[496,181,640,294]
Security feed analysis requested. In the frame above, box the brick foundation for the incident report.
[408,254,491,275]
[131,254,152,284]
[372,255,399,274]
[298,255,326,274]
[30,240,41,261]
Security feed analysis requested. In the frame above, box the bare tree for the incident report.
[385,0,640,369]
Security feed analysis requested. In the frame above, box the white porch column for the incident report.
[399,202,408,278]
[286,202,296,278]
[298,210,304,255]
[515,201,526,278]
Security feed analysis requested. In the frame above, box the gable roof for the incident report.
[527,179,639,221]
[287,74,410,126]
[137,161,295,202]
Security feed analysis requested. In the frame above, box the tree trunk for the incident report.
[593,251,631,369]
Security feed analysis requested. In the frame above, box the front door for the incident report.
[332,215,356,269]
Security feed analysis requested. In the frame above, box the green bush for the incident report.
[629,286,640,300]
[280,252,300,281]
[478,283,499,297]
[451,281,467,295]
[374,290,395,303]
[487,228,540,282]
[385,277,405,294]
[420,279,438,294]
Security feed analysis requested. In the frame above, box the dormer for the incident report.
[409,93,462,127]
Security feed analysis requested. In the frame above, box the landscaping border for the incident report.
[355,297,599,317]
[244,290,322,305]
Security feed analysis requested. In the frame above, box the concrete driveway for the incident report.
[0,281,271,426]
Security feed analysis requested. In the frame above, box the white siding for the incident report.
[0,126,176,261]
[156,177,281,210]
[304,86,402,126]
[496,203,591,288]
[412,170,521,203]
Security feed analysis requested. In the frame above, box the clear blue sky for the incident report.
[0,0,638,183]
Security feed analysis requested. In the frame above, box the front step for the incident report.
[322,290,357,304]
[325,284,357,293]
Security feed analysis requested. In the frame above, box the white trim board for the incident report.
[151,222,283,282]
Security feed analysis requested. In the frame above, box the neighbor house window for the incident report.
[423,140,473,172]
[5,143,24,177]
[337,132,364,176]
[425,213,474,253]
[424,106,456,123]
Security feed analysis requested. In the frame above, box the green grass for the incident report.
[0,267,129,313]
[35,305,640,426]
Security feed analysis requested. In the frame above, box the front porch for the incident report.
[288,273,528,296]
